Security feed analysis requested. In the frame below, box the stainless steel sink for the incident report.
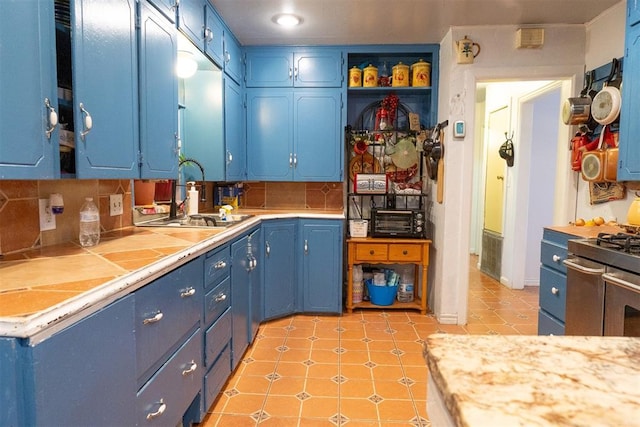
[136,213,254,229]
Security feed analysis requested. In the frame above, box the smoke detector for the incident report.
[516,28,544,49]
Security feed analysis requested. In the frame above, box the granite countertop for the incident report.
[424,334,640,427]
[0,210,343,339]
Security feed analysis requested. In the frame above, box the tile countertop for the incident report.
[424,334,640,427]
[545,224,627,239]
[0,210,343,340]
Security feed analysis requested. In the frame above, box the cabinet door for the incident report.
[224,77,246,181]
[629,0,640,26]
[246,89,294,180]
[223,32,243,84]
[249,228,262,341]
[231,234,251,369]
[204,3,224,66]
[72,0,139,178]
[146,0,177,23]
[300,220,343,313]
[29,295,136,426]
[0,338,19,425]
[263,220,297,319]
[294,50,343,87]
[294,89,343,181]
[618,22,640,181]
[245,49,294,87]
[0,0,58,179]
[178,0,206,50]
[139,0,179,179]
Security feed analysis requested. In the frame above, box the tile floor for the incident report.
[199,257,539,426]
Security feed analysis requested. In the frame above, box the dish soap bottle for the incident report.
[79,197,100,247]
[187,182,199,216]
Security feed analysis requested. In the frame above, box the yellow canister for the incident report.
[392,62,409,87]
[363,64,378,87]
[411,59,431,87]
[348,66,362,87]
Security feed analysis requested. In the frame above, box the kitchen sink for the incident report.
[136,213,254,229]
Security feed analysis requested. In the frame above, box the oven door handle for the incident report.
[602,272,640,293]
[563,258,605,274]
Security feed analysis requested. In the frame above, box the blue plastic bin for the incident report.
[365,279,398,306]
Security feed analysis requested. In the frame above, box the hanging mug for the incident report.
[456,36,481,64]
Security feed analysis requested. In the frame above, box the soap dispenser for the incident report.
[187,182,199,215]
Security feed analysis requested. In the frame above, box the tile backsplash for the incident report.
[0,179,343,255]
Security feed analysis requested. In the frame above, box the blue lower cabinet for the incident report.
[0,338,19,426]
[263,220,298,319]
[538,228,572,335]
[204,344,232,410]
[538,310,565,336]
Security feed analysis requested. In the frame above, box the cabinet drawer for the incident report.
[205,245,231,289]
[355,243,388,261]
[537,309,565,336]
[205,309,232,368]
[204,344,231,411]
[135,258,203,384]
[540,240,567,274]
[539,266,567,322]
[204,276,230,326]
[388,244,422,262]
[136,329,202,426]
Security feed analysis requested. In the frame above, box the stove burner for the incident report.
[596,232,640,254]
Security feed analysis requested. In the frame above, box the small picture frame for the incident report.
[454,120,465,138]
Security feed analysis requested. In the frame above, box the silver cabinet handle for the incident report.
[143,311,163,325]
[288,67,292,79]
[44,98,58,139]
[180,287,196,298]
[552,254,561,262]
[304,239,308,255]
[215,260,227,269]
[227,150,233,164]
[225,50,231,64]
[146,399,166,420]
[551,287,559,295]
[563,258,605,274]
[289,153,293,167]
[181,360,197,376]
[294,67,298,79]
[293,153,297,167]
[266,242,270,256]
[214,293,227,302]
[204,27,213,43]
[79,103,92,140]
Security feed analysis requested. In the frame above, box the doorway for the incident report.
[471,79,564,289]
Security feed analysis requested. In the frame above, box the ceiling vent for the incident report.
[516,28,544,49]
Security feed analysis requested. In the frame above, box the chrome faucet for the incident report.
[169,157,206,219]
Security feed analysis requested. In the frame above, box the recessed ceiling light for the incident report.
[272,13,302,27]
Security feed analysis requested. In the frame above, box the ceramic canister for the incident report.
[392,62,409,87]
[411,59,431,87]
[363,64,378,87]
[348,66,362,87]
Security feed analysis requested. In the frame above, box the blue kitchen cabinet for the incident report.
[223,31,243,84]
[246,88,343,181]
[538,228,573,335]
[178,0,224,67]
[249,228,263,340]
[146,0,177,23]
[0,338,20,426]
[618,10,640,181]
[0,0,59,179]
[230,227,261,370]
[138,0,179,179]
[27,295,137,426]
[71,0,139,178]
[204,3,225,66]
[263,220,297,320]
[245,48,343,88]
[299,219,344,313]
[224,77,246,180]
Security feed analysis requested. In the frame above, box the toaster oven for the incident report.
[370,209,425,238]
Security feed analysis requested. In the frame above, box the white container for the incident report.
[349,220,368,237]
[397,265,415,302]
[79,197,100,247]
[187,182,199,215]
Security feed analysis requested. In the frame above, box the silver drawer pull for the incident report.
[214,260,227,269]
[143,312,163,325]
[180,287,196,298]
[182,361,198,376]
[146,399,166,420]
[79,103,93,140]
[552,255,561,262]
[551,287,559,295]
[215,293,227,302]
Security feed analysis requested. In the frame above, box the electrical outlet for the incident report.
[39,199,56,231]
[110,194,123,216]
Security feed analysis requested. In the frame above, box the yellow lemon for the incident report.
[575,218,585,226]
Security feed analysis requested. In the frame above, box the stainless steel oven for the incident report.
[565,232,640,337]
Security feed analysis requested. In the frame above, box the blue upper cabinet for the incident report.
[71,0,139,178]
[139,0,179,179]
[618,6,640,181]
[223,32,243,84]
[179,0,224,67]
[224,77,246,181]
[0,0,59,179]
[245,48,343,88]
[204,3,224,66]
[145,0,177,23]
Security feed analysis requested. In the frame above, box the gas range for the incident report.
[567,232,640,275]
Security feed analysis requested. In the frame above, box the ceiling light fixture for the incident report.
[176,50,198,78]
[272,13,302,27]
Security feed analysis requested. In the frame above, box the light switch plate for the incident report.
[39,199,56,231]
[110,194,123,216]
